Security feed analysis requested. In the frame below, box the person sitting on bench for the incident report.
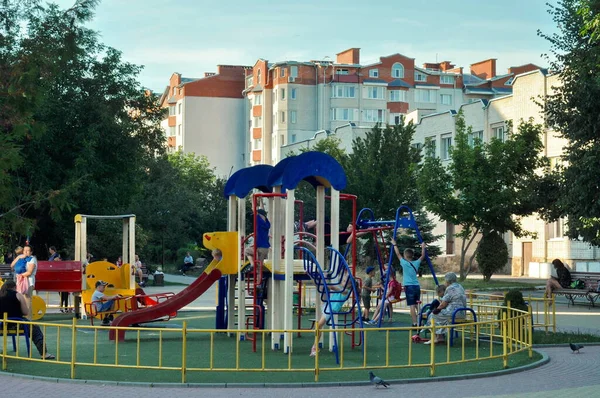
[545,259,571,298]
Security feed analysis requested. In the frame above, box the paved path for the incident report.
[5,273,600,396]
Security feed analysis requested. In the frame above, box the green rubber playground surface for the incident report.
[1,311,541,384]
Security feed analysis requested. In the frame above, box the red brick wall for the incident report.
[508,64,540,76]
[336,48,360,64]
[388,102,408,113]
[470,59,497,80]
[360,54,415,85]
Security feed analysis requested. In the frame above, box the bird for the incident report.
[369,371,389,388]
[569,343,584,353]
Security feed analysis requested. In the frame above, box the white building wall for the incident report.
[182,96,245,177]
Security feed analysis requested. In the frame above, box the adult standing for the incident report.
[244,208,271,266]
[50,246,69,313]
[15,245,37,317]
[425,272,467,345]
[391,239,426,327]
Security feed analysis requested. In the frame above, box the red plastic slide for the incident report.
[109,268,222,341]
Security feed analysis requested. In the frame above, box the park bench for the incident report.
[0,263,13,280]
[553,271,600,307]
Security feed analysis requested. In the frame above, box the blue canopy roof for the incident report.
[275,152,347,191]
[223,164,274,199]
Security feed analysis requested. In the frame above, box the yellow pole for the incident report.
[502,312,508,368]
[71,318,77,379]
[181,321,187,383]
[2,313,7,370]
[552,295,556,333]
[159,330,163,367]
[363,330,367,368]
[385,329,389,366]
[314,328,320,382]
[210,331,214,369]
[136,329,141,367]
[430,318,436,377]
[528,306,533,358]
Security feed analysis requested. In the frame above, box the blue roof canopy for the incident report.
[223,165,274,199]
[276,152,347,191]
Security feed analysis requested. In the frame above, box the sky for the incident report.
[53,0,559,93]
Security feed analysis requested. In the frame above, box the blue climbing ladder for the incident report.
[300,246,364,365]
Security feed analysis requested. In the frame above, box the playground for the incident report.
[1,152,543,384]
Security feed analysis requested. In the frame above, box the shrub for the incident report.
[476,231,508,281]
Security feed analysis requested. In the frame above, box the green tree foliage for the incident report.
[418,112,550,280]
[344,123,442,264]
[476,231,509,282]
[540,0,600,245]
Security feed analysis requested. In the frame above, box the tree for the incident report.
[476,231,509,282]
[418,112,551,280]
[540,0,600,245]
[344,123,442,264]
[0,0,166,256]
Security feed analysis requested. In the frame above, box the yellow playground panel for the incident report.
[202,231,238,275]
[81,261,137,315]
[263,259,307,276]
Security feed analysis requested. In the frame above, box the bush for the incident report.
[476,231,508,281]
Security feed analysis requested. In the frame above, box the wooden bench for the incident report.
[0,263,13,280]
[553,271,600,307]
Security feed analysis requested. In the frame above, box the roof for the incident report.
[463,74,486,85]
[415,83,440,88]
[167,96,178,104]
[181,77,200,84]
[251,85,263,92]
[464,87,495,95]
[224,165,274,199]
[388,79,412,88]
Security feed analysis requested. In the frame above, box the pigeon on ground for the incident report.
[369,371,389,388]
[569,343,584,353]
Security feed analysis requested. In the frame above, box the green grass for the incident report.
[533,330,600,344]
[2,311,542,384]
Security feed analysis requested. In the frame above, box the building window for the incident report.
[468,130,484,147]
[172,87,177,96]
[548,218,565,239]
[364,86,385,99]
[281,111,286,123]
[291,88,297,99]
[169,126,175,136]
[440,94,452,105]
[415,89,436,103]
[493,126,505,142]
[441,134,452,160]
[281,67,286,77]
[253,116,262,127]
[331,108,359,121]
[369,69,379,78]
[178,103,182,114]
[290,110,297,124]
[257,69,262,84]
[169,106,175,116]
[392,63,404,78]
[281,88,286,100]
[290,66,298,78]
[253,138,262,150]
[291,134,297,143]
[389,90,406,102]
[425,136,436,158]
[280,134,285,145]
[254,94,262,105]
[178,124,182,136]
[336,69,349,75]
[332,85,356,98]
[390,113,403,125]
[414,72,427,82]
[440,75,454,84]
[246,76,253,88]
[363,109,385,122]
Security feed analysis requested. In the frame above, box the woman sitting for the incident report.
[0,280,55,359]
[545,259,571,298]
[424,272,467,345]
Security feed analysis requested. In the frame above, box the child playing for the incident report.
[361,266,381,322]
[368,270,402,324]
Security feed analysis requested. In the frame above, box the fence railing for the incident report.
[2,302,534,383]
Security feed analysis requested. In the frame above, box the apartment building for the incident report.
[245,47,540,165]
[158,65,249,177]
[412,69,600,276]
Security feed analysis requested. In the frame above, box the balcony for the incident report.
[333,74,360,84]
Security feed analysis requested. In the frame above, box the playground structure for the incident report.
[212,151,365,355]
